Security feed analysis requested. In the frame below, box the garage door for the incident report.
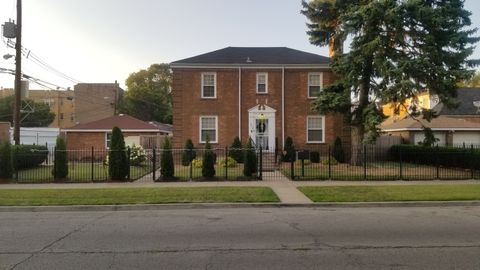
[452,132,480,146]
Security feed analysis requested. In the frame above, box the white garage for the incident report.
[413,131,447,146]
[452,132,480,146]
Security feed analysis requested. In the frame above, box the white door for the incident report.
[248,105,276,152]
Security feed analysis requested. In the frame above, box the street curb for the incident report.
[1,201,480,212]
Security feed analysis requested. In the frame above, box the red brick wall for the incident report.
[172,67,351,150]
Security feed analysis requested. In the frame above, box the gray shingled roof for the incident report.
[435,88,480,115]
[171,47,330,65]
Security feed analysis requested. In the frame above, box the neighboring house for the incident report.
[73,82,124,125]
[170,47,350,151]
[63,114,163,150]
[0,88,75,128]
[149,121,173,136]
[9,127,60,147]
[381,88,480,146]
[0,122,10,143]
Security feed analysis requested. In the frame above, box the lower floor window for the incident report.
[307,116,324,143]
[200,116,218,143]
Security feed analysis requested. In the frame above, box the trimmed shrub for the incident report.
[160,137,175,178]
[217,157,237,168]
[202,139,216,178]
[0,142,13,179]
[53,137,68,180]
[243,138,257,177]
[310,151,320,163]
[321,156,339,165]
[229,136,243,163]
[181,139,196,166]
[332,137,345,163]
[12,145,48,170]
[283,136,295,162]
[192,158,203,168]
[108,126,128,181]
[130,144,147,166]
[389,144,480,170]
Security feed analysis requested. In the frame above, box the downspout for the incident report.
[282,66,285,148]
[238,67,242,139]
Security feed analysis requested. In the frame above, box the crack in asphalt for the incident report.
[7,212,113,270]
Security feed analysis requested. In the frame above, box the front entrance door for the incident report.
[248,105,276,152]
[255,119,269,150]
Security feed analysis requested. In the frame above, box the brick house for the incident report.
[63,114,163,150]
[171,47,350,151]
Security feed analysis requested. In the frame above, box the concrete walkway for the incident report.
[262,172,312,204]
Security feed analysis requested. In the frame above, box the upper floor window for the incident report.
[256,73,268,94]
[201,72,216,98]
[308,73,323,99]
[306,116,325,143]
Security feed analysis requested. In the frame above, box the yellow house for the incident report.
[0,89,75,128]
[382,91,438,119]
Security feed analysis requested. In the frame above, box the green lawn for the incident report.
[0,187,279,206]
[14,164,152,183]
[173,164,249,180]
[299,184,480,202]
[281,162,475,180]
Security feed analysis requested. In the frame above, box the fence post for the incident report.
[225,146,228,180]
[127,147,131,181]
[91,147,94,182]
[152,147,156,181]
[363,144,367,180]
[46,142,49,165]
[259,147,263,180]
[328,145,332,180]
[290,158,294,180]
[436,152,440,180]
[471,144,474,180]
[189,152,193,181]
[53,146,57,180]
[399,147,403,180]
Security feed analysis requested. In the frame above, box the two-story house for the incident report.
[171,47,350,151]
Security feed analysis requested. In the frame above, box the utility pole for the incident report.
[13,0,22,145]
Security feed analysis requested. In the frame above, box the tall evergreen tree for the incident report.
[302,0,479,164]
[108,126,128,180]
[243,138,258,177]
[160,137,175,179]
[229,136,243,163]
[181,139,196,166]
[53,136,68,180]
[0,142,13,179]
[202,137,216,178]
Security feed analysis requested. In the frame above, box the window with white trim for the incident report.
[200,116,218,143]
[307,116,324,143]
[256,73,268,94]
[308,73,323,98]
[106,132,112,148]
[201,73,216,98]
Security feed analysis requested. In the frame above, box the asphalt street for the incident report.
[1,206,480,269]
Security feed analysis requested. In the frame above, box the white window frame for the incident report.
[306,115,325,143]
[256,72,268,94]
[201,72,217,99]
[199,115,218,144]
[105,132,112,149]
[307,72,323,99]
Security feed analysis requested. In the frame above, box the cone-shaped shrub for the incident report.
[202,137,216,178]
[243,138,257,177]
[229,136,243,163]
[53,136,68,180]
[0,142,13,179]
[181,139,196,166]
[160,137,175,178]
[108,126,128,180]
[332,137,345,163]
[283,136,295,162]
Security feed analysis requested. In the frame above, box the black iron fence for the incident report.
[2,144,480,183]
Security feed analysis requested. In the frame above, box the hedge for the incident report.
[389,144,480,170]
[12,145,48,170]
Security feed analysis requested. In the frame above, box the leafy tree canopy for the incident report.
[119,64,172,124]
[458,70,480,87]
[302,0,479,145]
[0,95,55,127]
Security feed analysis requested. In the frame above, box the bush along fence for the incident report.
[285,144,480,181]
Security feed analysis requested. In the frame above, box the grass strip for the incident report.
[298,184,480,202]
[0,187,279,206]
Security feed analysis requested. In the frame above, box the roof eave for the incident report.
[170,63,330,69]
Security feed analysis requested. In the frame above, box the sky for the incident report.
[0,0,479,90]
